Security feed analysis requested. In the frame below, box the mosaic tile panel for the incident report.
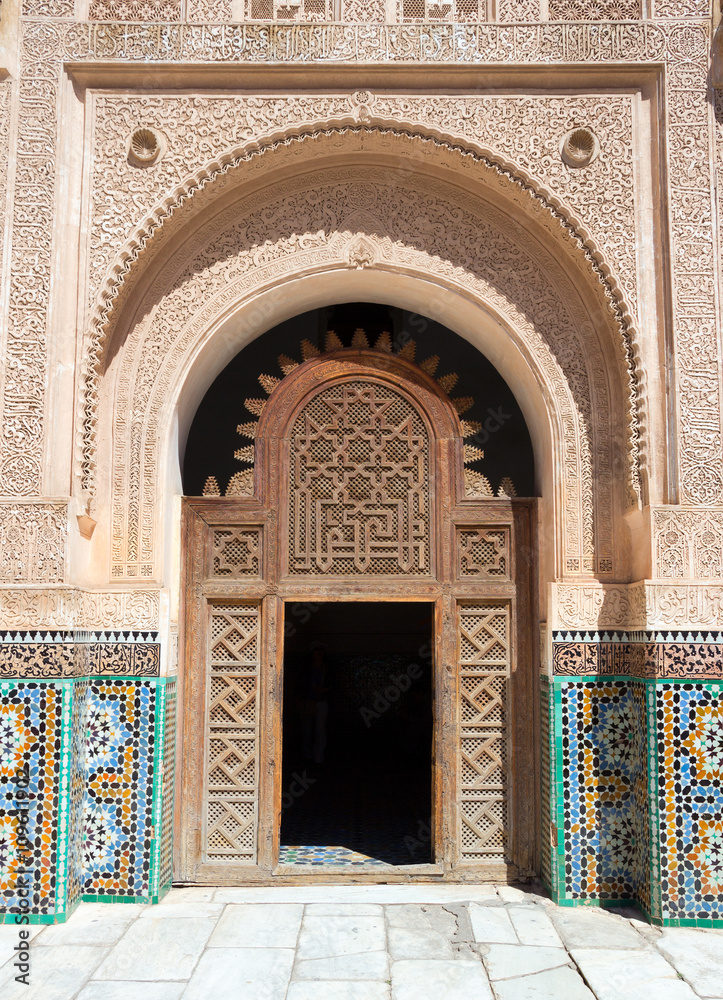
[540,674,552,891]
[279,845,392,866]
[628,682,650,910]
[65,678,88,914]
[559,679,645,900]
[82,680,156,898]
[158,679,176,893]
[0,682,66,919]
[645,679,661,921]
[658,683,723,922]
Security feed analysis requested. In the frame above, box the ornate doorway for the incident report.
[179,324,538,883]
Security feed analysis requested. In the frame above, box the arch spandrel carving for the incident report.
[84,124,642,510]
[95,132,640,585]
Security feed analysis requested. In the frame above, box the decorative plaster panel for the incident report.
[87,94,637,320]
[12,18,712,508]
[654,1,710,15]
[549,1,642,18]
[107,155,624,580]
[89,0,182,18]
[0,81,11,405]
[0,502,67,583]
[653,508,723,579]
[552,582,723,630]
[0,589,160,629]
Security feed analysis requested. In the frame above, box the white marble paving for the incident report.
[213,885,498,904]
[296,914,386,959]
[571,947,700,1000]
[507,906,565,948]
[94,913,217,981]
[551,908,646,950]
[0,944,108,1000]
[484,943,571,981]
[294,951,390,981]
[77,983,186,1000]
[34,904,144,947]
[468,903,519,944]
[287,983,391,1000]
[391,958,495,1000]
[492,965,596,1000]
[3,889,722,1000]
[182,947,295,1000]
[0,924,45,969]
[208,903,303,949]
[656,929,723,999]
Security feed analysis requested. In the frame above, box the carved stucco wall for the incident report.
[0,13,720,629]
[86,93,639,322]
[0,79,11,447]
[95,130,634,584]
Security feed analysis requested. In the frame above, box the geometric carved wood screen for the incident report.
[457,602,510,861]
[288,380,430,575]
[206,604,260,862]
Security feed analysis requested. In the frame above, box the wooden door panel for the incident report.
[179,355,538,883]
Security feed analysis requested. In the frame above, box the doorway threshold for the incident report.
[273,863,444,877]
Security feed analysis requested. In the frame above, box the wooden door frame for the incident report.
[177,497,538,884]
[176,350,539,884]
[269,593,444,877]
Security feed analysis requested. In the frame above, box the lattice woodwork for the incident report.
[399,0,490,19]
[288,380,431,575]
[245,0,333,18]
[457,603,510,860]
[458,527,510,578]
[205,604,260,862]
[212,527,261,578]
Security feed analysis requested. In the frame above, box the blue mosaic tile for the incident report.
[0,681,66,918]
[658,683,723,921]
[559,679,646,900]
[82,680,156,898]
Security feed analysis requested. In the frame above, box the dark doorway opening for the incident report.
[279,602,434,867]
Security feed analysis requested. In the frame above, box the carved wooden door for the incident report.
[179,346,537,883]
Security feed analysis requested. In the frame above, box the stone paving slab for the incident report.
[484,943,571,980]
[0,885,721,1000]
[94,912,218,981]
[391,958,495,1000]
[77,984,186,1000]
[656,928,723,999]
[492,965,596,1000]
[571,947,700,1000]
[208,903,303,949]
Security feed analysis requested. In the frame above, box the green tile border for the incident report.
[149,681,167,898]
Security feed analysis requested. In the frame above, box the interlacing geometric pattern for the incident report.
[206,605,259,862]
[548,0,640,17]
[457,604,510,861]
[202,330,512,503]
[82,682,156,896]
[458,527,510,578]
[397,0,489,20]
[289,381,430,576]
[88,0,182,18]
[659,685,723,920]
[212,528,261,578]
[244,0,333,18]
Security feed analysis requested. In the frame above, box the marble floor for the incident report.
[1,884,722,1000]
